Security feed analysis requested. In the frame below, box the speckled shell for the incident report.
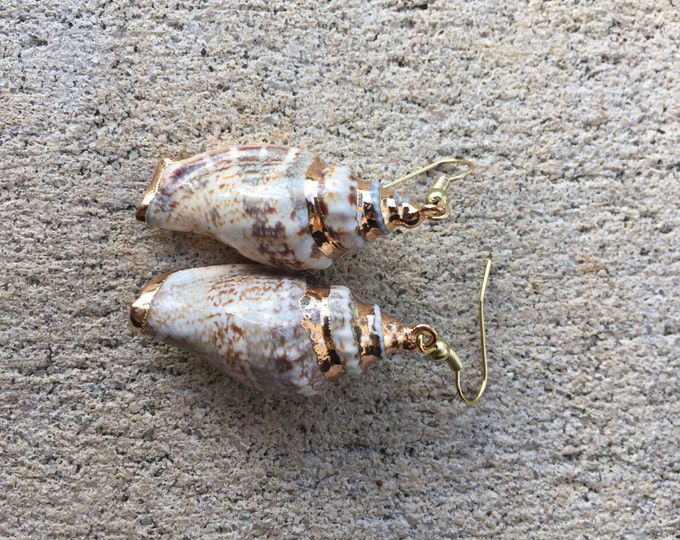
[130,265,417,396]
[136,146,422,270]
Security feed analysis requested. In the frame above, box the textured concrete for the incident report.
[1,0,678,537]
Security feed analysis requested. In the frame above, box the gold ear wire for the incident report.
[414,259,492,405]
[383,157,475,221]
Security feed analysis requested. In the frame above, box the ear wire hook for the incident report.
[414,259,492,405]
[383,157,475,221]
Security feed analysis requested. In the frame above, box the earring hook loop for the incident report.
[383,157,475,221]
[414,259,492,405]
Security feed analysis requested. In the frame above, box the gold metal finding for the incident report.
[383,157,475,221]
[414,259,492,405]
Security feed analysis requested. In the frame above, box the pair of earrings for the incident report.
[130,145,492,403]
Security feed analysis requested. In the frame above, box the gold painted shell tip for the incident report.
[135,157,174,225]
[134,201,150,225]
[129,270,174,332]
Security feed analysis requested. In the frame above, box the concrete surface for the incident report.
[1,0,678,537]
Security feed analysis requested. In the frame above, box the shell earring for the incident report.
[135,146,474,270]
[130,260,492,403]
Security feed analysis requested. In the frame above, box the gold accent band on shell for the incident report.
[304,178,350,261]
[129,270,175,332]
[135,158,174,225]
[299,288,346,380]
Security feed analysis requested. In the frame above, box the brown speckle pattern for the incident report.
[136,265,421,394]
[145,146,334,270]
[140,146,409,270]
[143,265,330,395]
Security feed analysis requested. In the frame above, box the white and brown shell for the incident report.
[135,146,424,270]
[129,265,420,395]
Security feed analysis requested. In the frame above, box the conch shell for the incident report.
[135,146,423,270]
[130,265,420,396]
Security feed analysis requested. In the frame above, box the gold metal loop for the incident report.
[383,157,475,222]
[415,259,492,405]
[412,323,438,348]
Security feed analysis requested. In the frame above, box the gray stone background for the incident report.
[2,0,678,537]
